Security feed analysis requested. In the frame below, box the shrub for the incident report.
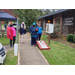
[67,34,74,42]
[73,35,75,43]
[51,31,57,38]
[51,24,60,38]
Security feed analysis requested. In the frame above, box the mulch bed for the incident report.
[42,33,75,49]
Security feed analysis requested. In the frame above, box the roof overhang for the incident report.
[38,9,72,20]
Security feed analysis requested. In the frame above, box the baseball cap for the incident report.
[33,23,36,25]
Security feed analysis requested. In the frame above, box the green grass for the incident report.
[0,33,19,45]
[0,38,9,45]
[40,34,75,65]
[3,50,18,65]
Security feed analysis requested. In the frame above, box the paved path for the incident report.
[18,34,49,65]
[5,45,14,50]
[4,45,14,53]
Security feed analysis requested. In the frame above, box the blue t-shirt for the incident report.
[37,27,43,34]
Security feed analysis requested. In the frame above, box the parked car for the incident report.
[0,43,6,65]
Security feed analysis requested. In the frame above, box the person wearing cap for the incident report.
[7,22,13,47]
[29,23,38,47]
[19,22,26,43]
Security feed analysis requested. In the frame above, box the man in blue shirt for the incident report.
[29,23,38,47]
[4,23,7,31]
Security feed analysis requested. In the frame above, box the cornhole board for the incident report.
[36,41,50,50]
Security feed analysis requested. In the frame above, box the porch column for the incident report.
[53,15,55,25]
[43,19,45,30]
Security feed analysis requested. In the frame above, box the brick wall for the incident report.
[53,13,63,35]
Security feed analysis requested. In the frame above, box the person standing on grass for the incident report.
[11,25,16,47]
[29,23,38,47]
[36,23,43,41]
[4,23,7,31]
[7,22,13,47]
[19,22,26,44]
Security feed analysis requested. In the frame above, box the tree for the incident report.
[13,9,39,30]
[13,9,60,30]
[37,9,59,17]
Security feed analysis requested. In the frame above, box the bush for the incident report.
[67,34,74,42]
[51,31,57,38]
[73,35,75,43]
[51,24,60,38]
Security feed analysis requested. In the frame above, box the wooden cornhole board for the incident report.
[36,41,50,50]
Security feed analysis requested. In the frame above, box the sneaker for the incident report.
[34,45,36,47]
[10,46,13,47]
[21,42,23,44]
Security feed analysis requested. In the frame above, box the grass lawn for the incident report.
[40,34,75,65]
[0,38,9,45]
[3,50,18,65]
[0,33,19,45]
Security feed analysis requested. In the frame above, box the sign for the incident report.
[46,23,54,34]
[64,17,74,25]
[36,41,50,50]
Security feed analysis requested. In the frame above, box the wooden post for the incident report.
[49,34,50,44]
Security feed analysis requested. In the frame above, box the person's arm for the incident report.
[19,26,21,35]
[29,27,31,33]
[7,27,11,37]
[41,27,43,30]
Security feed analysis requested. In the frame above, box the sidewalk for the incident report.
[4,45,14,53]
[18,34,49,65]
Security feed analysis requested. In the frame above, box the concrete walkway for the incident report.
[18,34,49,65]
